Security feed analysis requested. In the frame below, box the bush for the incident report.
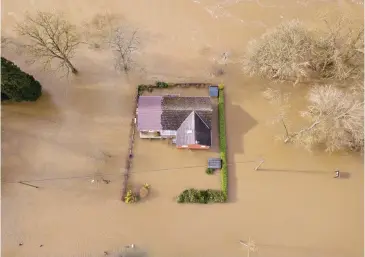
[1,57,42,101]
[139,183,150,199]
[124,189,139,203]
[177,189,226,204]
[206,167,215,175]
[156,81,169,88]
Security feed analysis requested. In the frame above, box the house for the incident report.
[136,96,213,149]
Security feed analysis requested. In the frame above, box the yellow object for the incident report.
[218,83,224,89]
[124,190,135,203]
[143,183,150,189]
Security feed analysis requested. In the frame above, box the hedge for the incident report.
[176,189,226,204]
[218,87,228,198]
[1,57,42,102]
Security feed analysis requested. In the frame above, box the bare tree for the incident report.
[243,19,313,85]
[292,85,364,152]
[240,237,259,257]
[1,36,10,48]
[311,15,364,81]
[243,15,364,85]
[265,85,364,153]
[83,13,122,50]
[262,88,292,141]
[109,27,139,72]
[15,11,80,75]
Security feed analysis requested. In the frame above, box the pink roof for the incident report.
[137,96,163,130]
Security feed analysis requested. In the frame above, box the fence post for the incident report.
[254,159,265,171]
[18,181,39,189]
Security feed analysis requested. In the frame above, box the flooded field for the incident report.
[1,0,364,257]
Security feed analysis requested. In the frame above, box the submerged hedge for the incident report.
[177,189,226,204]
[177,85,229,203]
[1,57,42,102]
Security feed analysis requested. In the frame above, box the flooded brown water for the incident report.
[1,1,364,257]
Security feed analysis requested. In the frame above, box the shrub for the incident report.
[124,189,139,203]
[206,167,215,175]
[139,187,149,199]
[1,57,42,101]
[156,81,169,88]
[218,83,224,89]
[177,189,226,204]
[139,183,150,199]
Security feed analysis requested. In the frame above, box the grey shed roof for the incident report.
[176,111,211,147]
[208,158,222,169]
[209,86,219,97]
[137,96,163,130]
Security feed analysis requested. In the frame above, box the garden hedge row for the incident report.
[137,82,212,96]
[1,57,42,102]
[218,87,228,198]
[177,188,226,204]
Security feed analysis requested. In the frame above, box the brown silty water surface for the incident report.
[1,0,364,257]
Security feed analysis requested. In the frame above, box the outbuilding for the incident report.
[208,158,222,169]
[209,85,219,97]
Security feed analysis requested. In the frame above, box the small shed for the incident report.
[208,158,222,169]
[209,85,219,97]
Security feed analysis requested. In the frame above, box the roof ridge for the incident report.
[194,111,210,129]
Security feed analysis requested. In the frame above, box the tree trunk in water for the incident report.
[65,58,78,74]
[281,118,290,142]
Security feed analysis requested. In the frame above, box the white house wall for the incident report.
[160,130,177,137]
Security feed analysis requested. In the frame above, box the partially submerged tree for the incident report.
[311,15,364,81]
[1,36,10,49]
[264,85,364,153]
[293,85,364,152]
[109,27,139,72]
[83,14,140,73]
[244,16,364,84]
[16,11,80,75]
[83,13,122,50]
[243,20,313,84]
[1,57,42,101]
[262,88,291,141]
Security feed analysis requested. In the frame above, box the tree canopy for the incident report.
[1,57,42,101]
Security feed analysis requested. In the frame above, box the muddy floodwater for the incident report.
[1,1,364,257]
